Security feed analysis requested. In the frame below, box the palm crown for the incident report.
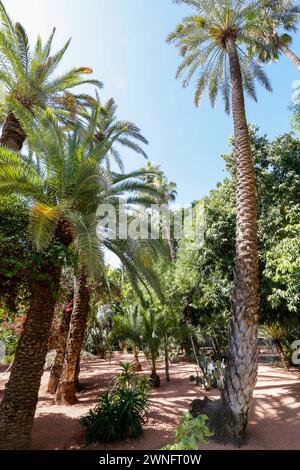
[244,0,300,62]
[167,0,272,113]
[0,1,101,125]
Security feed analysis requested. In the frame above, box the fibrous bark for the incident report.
[0,266,61,449]
[54,269,90,405]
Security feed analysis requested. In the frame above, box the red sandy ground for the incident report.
[0,353,300,450]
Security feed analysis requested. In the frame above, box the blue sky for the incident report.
[7,0,300,205]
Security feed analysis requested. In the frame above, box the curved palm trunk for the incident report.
[190,38,259,445]
[47,297,73,394]
[0,112,26,151]
[0,266,61,449]
[54,269,90,405]
[278,43,300,71]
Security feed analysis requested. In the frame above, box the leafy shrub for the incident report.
[162,413,213,450]
[80,362,149,446]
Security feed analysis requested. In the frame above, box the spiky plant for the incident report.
[0,0,101,151]
[167,0,273,443]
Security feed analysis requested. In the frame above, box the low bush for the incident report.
[162,412,213,450]
[80,362,150,446]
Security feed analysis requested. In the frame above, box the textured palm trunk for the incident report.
[221,37,259,441]
[0,266,61,449]
[0,112,26,151]
[54,269,90,405]
[47,297,74,394]
[278,43,300,71]
[190,38,259,445]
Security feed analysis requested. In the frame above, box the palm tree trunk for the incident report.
[47,297,73,394]
[0,112,26,151]
[167,235,176,262]
[190,38,259,445]
[149,356,160,387]
[278,43,300,72]
[222,36,259,441]
[54,268,90,405]
[0,266,61,449]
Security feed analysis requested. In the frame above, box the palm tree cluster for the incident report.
[0,0,300,451]
[0,1,168,449]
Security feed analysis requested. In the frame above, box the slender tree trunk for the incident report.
[278,43,300,72]
[47,297,73,394]
[190,38,259,445]
[149,356,160,387]
[0,112,26,151]
[0,266,61,449]
[164,340,170,382]
[167,235,176,262]
[223,37,259,441]
[54,269,90,405]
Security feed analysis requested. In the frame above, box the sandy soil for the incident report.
[0,353,300,450]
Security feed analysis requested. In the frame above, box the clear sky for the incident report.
[6,0,300,205]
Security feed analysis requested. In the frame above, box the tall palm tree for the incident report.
[0,0,100,151]
[249,0,300,71]
[168,0,272,443]
[0,110,121,449]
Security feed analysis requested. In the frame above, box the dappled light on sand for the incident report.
[1,354,299,450]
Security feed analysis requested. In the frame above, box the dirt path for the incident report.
[0,354,299,450]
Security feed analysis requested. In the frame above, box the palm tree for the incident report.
[54,183,166,405]
[168,0,272,443]
[249,0,300,71]
[0,0,100,151]
[0,111,119,449]
[81,95,148,171]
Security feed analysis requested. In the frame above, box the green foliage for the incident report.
[0,0,101,127]
[80,96,149,171]
[162,413,213,450]
[167,0,272,112]
[80,362,149,445]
